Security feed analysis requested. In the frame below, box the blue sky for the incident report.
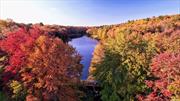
[0,0,179,26]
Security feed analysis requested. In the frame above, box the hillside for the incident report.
[87,14,180,40]
[88,14,180,101]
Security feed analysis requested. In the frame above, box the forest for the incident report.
[0,14,180,101]
[88,14,180,101]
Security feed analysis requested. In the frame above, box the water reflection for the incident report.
[69,36,98,80]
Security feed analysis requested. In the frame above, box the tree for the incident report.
[21,35,82,101]
[93,32,158,101]
[139,52,180,101]
[0,27,82,100]
[0,27,42,83]
[0,50,8,101]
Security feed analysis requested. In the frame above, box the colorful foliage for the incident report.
[93,32,157,101]
[0,27,42,83]
[89,14,180,101]
[0,14,179,101]
[139,52,180,101]
[0,27,82,100]
[21,35,82,101]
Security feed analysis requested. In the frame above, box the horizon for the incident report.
[0,0,179,26]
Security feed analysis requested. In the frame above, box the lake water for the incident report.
[69,36,98,80]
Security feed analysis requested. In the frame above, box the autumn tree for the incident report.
[137,52,180,101]
[21,35,82,101]
[0,27,42,83]
[89,14,180,101]
[93,32,158,101]
[88,42,104,80]
[0,27,82,101]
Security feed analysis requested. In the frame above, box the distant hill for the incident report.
[86,14,180,40]
[0,19,88,42]
[1,14,179,41]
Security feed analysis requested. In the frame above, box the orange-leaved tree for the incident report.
[21,35,82,101]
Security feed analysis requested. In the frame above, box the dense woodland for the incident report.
[0,14,180,101]
[0,19,88,41]
[88,14,180,101]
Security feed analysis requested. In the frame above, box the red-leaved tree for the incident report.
[0,27,42,83]
[137,52,180,101]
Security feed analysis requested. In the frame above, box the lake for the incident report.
[69,36,98,80]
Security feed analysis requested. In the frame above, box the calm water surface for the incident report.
[69,36,98,80]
